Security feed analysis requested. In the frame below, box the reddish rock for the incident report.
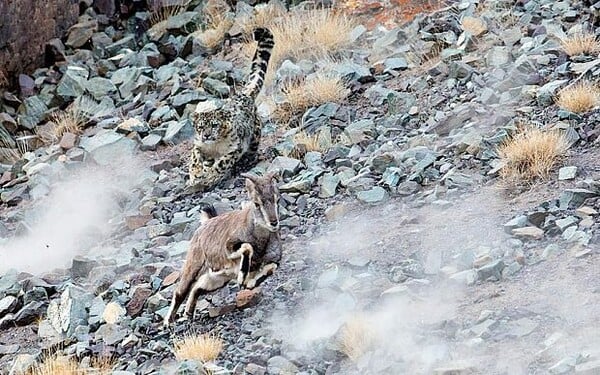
[59,132,77,149]
[126,287,153,317]
[162,271,180,287]
[208,304,236,318]
[236,288,262,309]
[0,171,13,186]
[0,0,79,76]
[124,214,153,230]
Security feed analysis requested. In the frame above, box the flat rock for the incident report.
[126,287,153,317]
[512,226,544,240]
[236,288,261,309]
[356,186,388,204]
[558,166,577,180]
[0,295,19,317]
[267,356,298,375]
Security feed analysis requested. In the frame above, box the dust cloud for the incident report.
[267,190,600,374]
[0,157,152,275]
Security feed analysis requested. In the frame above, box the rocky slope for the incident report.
[0,0,599,374]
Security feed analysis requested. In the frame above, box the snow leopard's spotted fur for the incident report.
[188,28,274,192]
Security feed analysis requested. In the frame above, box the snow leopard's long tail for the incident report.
[242,28,274,98]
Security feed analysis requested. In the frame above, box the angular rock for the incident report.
[79,129,137,166]
[47,285,92,337]
[0,295,19,317]
[71,256,99,279]
[236,288,261,309]
[512,226,544,240]
[126,286,153,317]
[267,356,298,375]
[356,187,388,204]
[558,166,577,180]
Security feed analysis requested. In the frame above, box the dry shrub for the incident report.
[47,106,87,143]
[0,131,36,164]
[290,129,334,158]
[274,74,349,123]
[337,315,376,362]
[241,7,356,78]
[498,126,568,184]
[460,16,487,36]
[560,32,600,57]
[555,81,600,113]
[173,333,223,363]
[26,354,113,375]
[147,0,191,39]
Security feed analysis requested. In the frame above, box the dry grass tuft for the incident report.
[498,126,568,184]
[274,74,349,123]
[241,7,356,78]
[47,106,87,142]
[173,333,223,363]
[0,69,8,88]
[147,0,190,39]
[555,81,600,113]
[26,355,80,375]
[337,315,376,363]
[461,16,487,36]
[26,354,113,375]
[192,14,234,51]
[560,32,600,57]
[290,129,334,158]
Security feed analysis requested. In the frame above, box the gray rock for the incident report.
[486,47,511,67]
[343,119,376,144]
[0,270,20,298]
[141,133,162,151]
[47,285,92,337]
[267,356,298,375]
[176,360,206,375]
[57,66,89,98]
[9,354,36,375]
[0,295,19,317]
[559,189,597,209]
[512,226,544,240]
[332,61,372,82]
[202,77,230,97]
[537,79,568,106]
[319,174,339,198]
[0,344,19,355]
[384,57,408,71]
[79,129,138,165]
[94,323,128,345]
[477,260,505,281]
[18,95,48,129]
[85,77,117,100]
[503,215,529,233]
[270,156,302,178]
[14,301,46,325]
[246,363,267,375]
[163,120,194,144]
[356,187,388,204]
[71,256,98,279]
[504,318,539,338]
[111,66,142,99]
[448,61,474,80]
[555,216,578,232]
[558,166,577,180]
